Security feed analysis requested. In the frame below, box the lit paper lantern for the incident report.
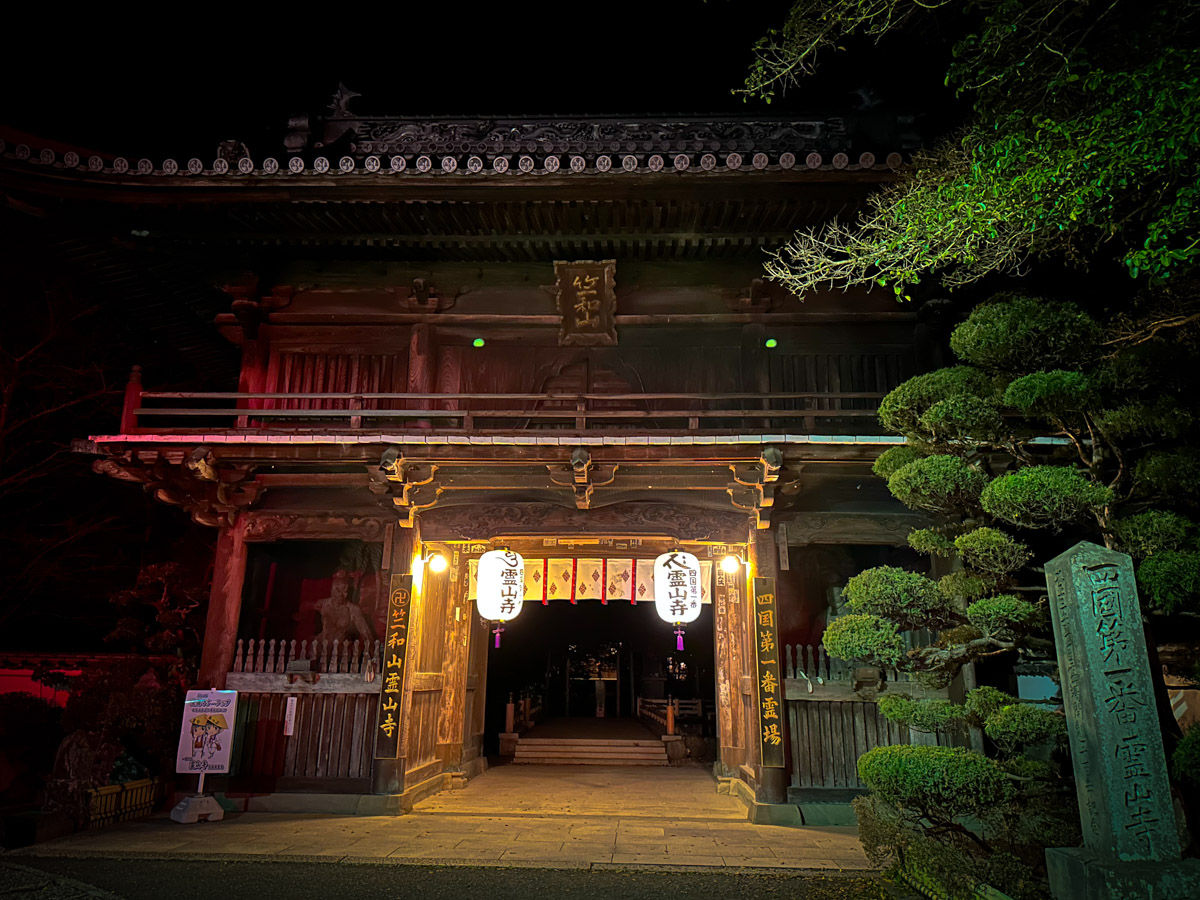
[654,550,702,650]
[477,549,525,647]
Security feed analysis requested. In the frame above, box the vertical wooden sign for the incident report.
[554,259,617,346]
[374,573,412,760]
[753,576,785,768]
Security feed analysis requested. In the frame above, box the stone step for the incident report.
[517,740,663,748]
[513,748,666,759]
[511,763,672,768]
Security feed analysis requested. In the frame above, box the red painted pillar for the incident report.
[120,365,143,434]
[198,514,249,689]
[407,324,434,428]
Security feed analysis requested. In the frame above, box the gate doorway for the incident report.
[482,599,715,757]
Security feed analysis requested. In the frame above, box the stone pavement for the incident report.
[13,763,871,872]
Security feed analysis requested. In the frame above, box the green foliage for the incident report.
[822,614,906,666]
[877,694,966,733]
[967,595,1038,637]
[938,570,989,601]
[1135,449,1200,504]
[873,444,920,480]
[844,565,957,629]
[965,686,1019,724]
[1096,400,1195,441]
[908,527,955,557]
[1003,370,1093,416]
[984,704,1066,755]
[951,298,1101,373]
[919,395,1004,443]
[1172,726,1200,787]
[878,366,995,436]
[980,465,1114,528]
[954,527,1031,575]
[1137,550,1200,614]
[858,745,1015,816]
[888,455,989,513]
[1112,510,1196,559]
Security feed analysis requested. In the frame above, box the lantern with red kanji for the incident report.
[477,549,525,647]
[654,550,702,650]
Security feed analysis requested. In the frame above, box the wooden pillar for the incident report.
[436,542,472,769]
[373,526,413,795]
[754,528,788,804]
[408,324,435,428]
[120,365,142,434]
[714,539,749,775]
[236,333,268,428]
[198,514,249,689]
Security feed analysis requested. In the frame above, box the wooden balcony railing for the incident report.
[122,386,885,435]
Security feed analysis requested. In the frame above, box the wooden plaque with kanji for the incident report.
[554,259,617,346]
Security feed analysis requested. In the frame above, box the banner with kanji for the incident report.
[374,573,411,760]
[753,577,785,768]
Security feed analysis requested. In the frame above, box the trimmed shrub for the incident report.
[857,745,1015,816]
[939,570,990,601]
[877,694,966,733]
[822,614,906,666]
[878,366,995,435]
[1136,449,1200,504]
[980,466,1113,529]
[1172,725,1200,787]
[873,444,921,480]
[1112,510,1196,559]
[965,686,1018,723]
[919,395,1004,443]
[1096,400,1194,441]
[1137,550,1200,614]
[954,527,1031,575]
[889,455,989,513]
[949,295,1101,373]
[984,704,1066,754]
[1002,369,1092,415]
[845,566,957,629]
[908,527,956,557]
[967,595,1038,637]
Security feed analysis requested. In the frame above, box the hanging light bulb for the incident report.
[427,552,448,573]
[720,554,741,574]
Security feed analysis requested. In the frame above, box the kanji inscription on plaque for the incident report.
[554,259,617,346]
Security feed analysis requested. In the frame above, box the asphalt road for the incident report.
[3,858,917,900]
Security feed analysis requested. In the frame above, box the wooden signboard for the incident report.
[554,259,617,346]
[374,573,412,760]
[753,576,785,769]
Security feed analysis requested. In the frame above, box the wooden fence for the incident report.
[232,637,381,675]
[226,691,377,793]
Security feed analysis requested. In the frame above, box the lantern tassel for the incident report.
[675,626,685,652]
[493,625,504,649]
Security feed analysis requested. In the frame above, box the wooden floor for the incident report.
[521,717,658,740]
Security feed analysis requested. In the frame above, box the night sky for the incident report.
[3,6,957,155]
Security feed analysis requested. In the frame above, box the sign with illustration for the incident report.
[753,577,785,768]
[374,573,412,760]
[175,690,238,775]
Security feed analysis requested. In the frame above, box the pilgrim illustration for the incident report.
[189,716,207,762]
[203,714,228,760]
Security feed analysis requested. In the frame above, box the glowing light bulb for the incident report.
[428,553,448,573]
[764,338,778,349]
[472,338,485,348]
[721,554,741,574]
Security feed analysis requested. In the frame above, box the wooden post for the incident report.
[506,695,515,733]
[666,699,675,735]
[407,324,435,429]
[236,335,268,429]
[754,529,788,805]
[120,365,142,434]
[197,514,249,689]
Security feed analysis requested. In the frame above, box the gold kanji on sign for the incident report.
[555,260,616,346]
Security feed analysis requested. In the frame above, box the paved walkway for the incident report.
[13,764,870,872]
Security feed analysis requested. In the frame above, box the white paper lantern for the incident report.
[654,551,702,625]
[476,549,525,623]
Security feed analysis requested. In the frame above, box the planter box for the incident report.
[86,776,172,828]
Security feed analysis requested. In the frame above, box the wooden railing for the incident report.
[637,697,708,735]
[123,388,885,435]
[232,637,381,676]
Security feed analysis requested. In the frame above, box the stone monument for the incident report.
[1044,541,1200,899]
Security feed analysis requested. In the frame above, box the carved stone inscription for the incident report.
[554,259,616,346]
[1046,542,1179,862]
